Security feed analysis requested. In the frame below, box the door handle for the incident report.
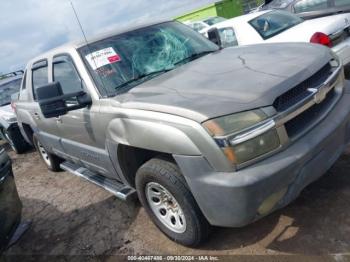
[34,112,40,120]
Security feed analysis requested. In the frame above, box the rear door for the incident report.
[30,60,64,152]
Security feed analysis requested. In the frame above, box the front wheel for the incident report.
[33,134,62,172]
[135,158,210,247]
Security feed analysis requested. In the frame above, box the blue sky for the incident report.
[0,0,218,73]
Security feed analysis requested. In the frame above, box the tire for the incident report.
[135,158,210,247]
[3,127,31,154]
[33,134,62,172]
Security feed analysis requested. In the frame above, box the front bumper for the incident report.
[175,84,350,228]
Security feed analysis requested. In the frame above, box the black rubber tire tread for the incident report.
[33,134,62,172]
[135,157,210,247]
[4,128,31,154]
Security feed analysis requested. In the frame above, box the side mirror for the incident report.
[36,81,92,118]
[207,28,223,49]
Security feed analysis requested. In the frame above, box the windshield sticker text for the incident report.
[85,47,121,70]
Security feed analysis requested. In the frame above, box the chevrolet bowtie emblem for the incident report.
[308,86,327,104]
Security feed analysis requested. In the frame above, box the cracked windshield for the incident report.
[79,21,218,96]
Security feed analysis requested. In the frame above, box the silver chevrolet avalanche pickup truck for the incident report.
[15,21,350,246]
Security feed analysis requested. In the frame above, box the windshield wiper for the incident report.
[174,50,215,66]
[115,68,174,90]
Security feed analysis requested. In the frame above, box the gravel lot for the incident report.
[2,143,350,258]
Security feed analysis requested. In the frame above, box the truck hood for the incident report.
[114,43,331,122]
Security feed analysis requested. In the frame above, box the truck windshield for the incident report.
[249,10,303,40]
[0,78,21,106]
[79,21,218,96]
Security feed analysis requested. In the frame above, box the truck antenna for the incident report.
[69,0,89,47]
[69,0,106,91]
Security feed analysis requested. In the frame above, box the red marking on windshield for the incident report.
[108,54,121,63]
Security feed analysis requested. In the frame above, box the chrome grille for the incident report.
[273,63,332,111]
[275,62,342,141]
[284,88,336,138]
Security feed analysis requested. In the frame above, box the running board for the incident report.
[60,161,136,201]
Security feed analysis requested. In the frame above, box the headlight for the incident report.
[203,109,280,166]
[203,109,267,136]
[231,129,280,164]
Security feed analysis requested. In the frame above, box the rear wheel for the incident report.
[33,134,62,172]
[136,158,210,247]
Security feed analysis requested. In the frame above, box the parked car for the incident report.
[201,10,350,74]
[15,20,350,246]
[256,0,350,20]
[0,146,22,251]
[184,16,226,32]
[0,72,31,153]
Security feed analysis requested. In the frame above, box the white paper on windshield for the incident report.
[85,47,121,70]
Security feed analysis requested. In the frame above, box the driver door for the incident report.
[52,55,115,177]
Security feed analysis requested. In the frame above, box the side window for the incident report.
[218,27,238,48]
[32,60,48,100]
[294,0,328,13]
[334,0,350,7]
[53,55,83,95]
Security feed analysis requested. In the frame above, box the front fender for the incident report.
[106,118,201,156]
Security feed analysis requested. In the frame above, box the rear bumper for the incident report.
[175,84,350,228]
